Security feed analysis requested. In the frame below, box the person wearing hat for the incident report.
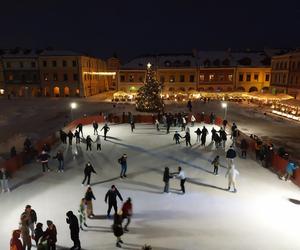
[66,211,81,250]
[10,229,23,250]
[118,154,128,178]
[122,198,133,232]
[105,185,123,218]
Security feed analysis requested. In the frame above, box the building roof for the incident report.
[38,50,86,57]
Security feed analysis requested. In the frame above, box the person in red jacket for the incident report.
[10,229,23,250]
[44,220,57,250]
[122,198,132,232]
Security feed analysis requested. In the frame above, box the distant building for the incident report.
[271,51,300,99]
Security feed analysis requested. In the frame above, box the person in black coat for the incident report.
[59,130,67,144]
[53,150,64,172]
[76,123,83,137]
[240,139,248,158]
[173,131,182,144]
[82,162,96,185]
[183,131,192,147]
[194,128,201,143]
[105,185,123,217]
[74,130,80,144]
[67,131,74,145]
[163,167,172,193]
[226,146,237,161]
[219,127,227,148]
[101,123,110,140]
[66,211,81,250]
[201,126,208,146]
[92,121,98,135]
[86,135,93,151]
[113,211,124,248]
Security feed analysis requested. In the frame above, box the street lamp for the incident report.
[221,102,228,120]
[70,102,77,121]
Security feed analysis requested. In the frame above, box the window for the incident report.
[6,62,11,68]
[209,74,215,81]
[44,73,48,81]
[189,75,195,82]
[43,61,47,67]
[265,74,270,82]
[199,74,205,81]
[20,62,24,68]
[31,62,36,68]
[63,60,67,67]
[169,75,175,82]
[246,73,251,82]
[228,74,233,81]
[254,73,259,82]
[52,61,57,67]
[160,76,165,83]
[53,73,58,81]
[72,60,77,67]
[180,75,185,82]
[284,62,287,69]
[8,74,13,80]
[64,74,68,81]
[73,74,78,81]
[139,76,144,82]
[239,73,243,81]
[219,74,225,81]
[120,75,125,82]
[129,75,134,82]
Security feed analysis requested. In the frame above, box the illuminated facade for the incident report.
[271,51,300,99]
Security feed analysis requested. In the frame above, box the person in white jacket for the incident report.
[225,163,239,193]
[190,115,196,127]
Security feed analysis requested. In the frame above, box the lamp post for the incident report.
[70,102,77,121]
[221,102,228,120]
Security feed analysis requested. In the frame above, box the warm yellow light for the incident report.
[83,72,116,76]
[147,62,151,68]
[70,102,77,109]
[0,89,4,94]
[221,102,227,108]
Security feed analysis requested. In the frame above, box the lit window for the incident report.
[169,75,175,82]
[129,75,134,82]
[228,74,233,81]
[254,73,259,82]
[209,74,215,81]
[199,74,204,81]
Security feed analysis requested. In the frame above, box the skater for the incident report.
[38,150,51,172]
[76,123,83,137]
[74,130,80,144]
[226,145,237,164]
[173,131,182,144]
[200,112,205,123]
[222,119,228,129]
[225,163,239,193]
[21,205,37,238]
[174,166,186,194]
[122,198,133,232]
[66,211,81,250]
[20,213,32,250]
[280,161,298,181]
[0,167,10,193]
[92,121,98,135]
[59,130,67,144]
[183,131,192,147]
[84,187,96,218]
[163,167,172,193]
[155,119,160,131]
[105,185,123,217]
[130,120,135,132]
[240,139,248,158]
[201,126,208,146]
[53,150,64,172]
[118,154,128,178]
[181,116,187,131]
[187,100,192,112]
[10,230,23,250]
[211,155,220,175]
[86,135,93,151]
[101,123,110,140]
[210,112,215,124]
[78,198,88,230]
[67,130,74,145]
[219,127,227,148]
[190,114,196,127]
[42,144,51,153]
[44,220,57,250]
[231,128,239,146]
[211,127,217,142]
[82,162,97,186]
[113,210,124,248]
[33,223,44,246]
[95,135,101,151]
[194,128,201,143]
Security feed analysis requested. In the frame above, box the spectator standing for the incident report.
[0,167,10,193]
[66,211,81,250]
[53,150,64,172]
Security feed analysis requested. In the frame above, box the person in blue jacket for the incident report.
[281,161,298,181]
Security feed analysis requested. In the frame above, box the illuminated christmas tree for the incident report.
[136,62,164,112]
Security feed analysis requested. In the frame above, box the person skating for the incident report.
[86,135,93,151]
[76,123,83,137]
[92,121,98,135]
[95,135,101,151]
[66,211,81,250]
[222,119,228,129]
[173,131,182,144]
[53,150,64,172]
[280,161,298,181]
[226,146,237,164]
[155,119,160,131]
[194,128,201,143]
[211,127,217,142]
[10,230,23,250]
[20,212,32,250]
[118,154,128,178]
[187,100,192,112]
[219,127,227,148]
[82,162,96,186]
[78,198,88,230]
[105,185,123,217]
[38,150,51,172]
[201,126,208,146]
[21,205,37,238]
[163,167,172,193]
[101,123,110,140]
[44,220,57,250]
[183,131,192,147]
[113,210,124,248]
[74,130,80,144]
[225,163,239,193]
[174,166,186,194]
[181,116,186,131]
[85,187,96,218]
[231,128,239,147]
[0,167,10,193]
[122,198,133,232]
[67,131,74,145]
[240,139,248,159]
[130,120,135,132]
[59,130,67,144]
[190,114,196,127]
[211,155,220,175]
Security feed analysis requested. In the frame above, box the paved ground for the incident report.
[1,123,300,250]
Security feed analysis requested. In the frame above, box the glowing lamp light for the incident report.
[221,102,228,108]
[0,89,4,94]
[147,62,152,68]
[70,102,77,109]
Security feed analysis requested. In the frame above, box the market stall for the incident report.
[271,99,300,121]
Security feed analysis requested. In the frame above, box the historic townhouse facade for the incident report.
[271,51,300,99]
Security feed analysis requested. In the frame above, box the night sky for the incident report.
[1,0,300,61]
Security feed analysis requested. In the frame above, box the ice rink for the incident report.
[1,123,300,250]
